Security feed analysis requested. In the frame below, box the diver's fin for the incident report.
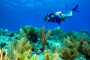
[71,4,79,12]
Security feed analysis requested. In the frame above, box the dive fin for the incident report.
[72,4,79,12]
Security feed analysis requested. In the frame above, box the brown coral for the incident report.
[13,37,32,60]
[57,36,80,60]
[82,41,90,58]
[64,36,80,49]
[39,26,51,50]
[14,25,39,42]
[59,46,79,60]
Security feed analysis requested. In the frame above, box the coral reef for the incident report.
[0,48,8,60]
[0,36,9,49]
[80,29,90,36]
[58,30,67,41]
[57,36,80,60]
[58,31,90,59]
[82,41,90,58]
[13,37,32,60]
[30,54,38,60]
[14,25,39,42]
[50,27,67,41]
[0,26,90,60]
[0,37,38,60]
[43,50,59,60]
[7,31,15,37]
[0,29,8,36]
[59,46,79,60]
[50,45,57,53]
[23,25,39,42]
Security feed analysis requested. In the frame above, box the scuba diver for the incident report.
[43,4,79,25]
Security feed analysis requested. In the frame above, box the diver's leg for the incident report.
[61,10,72,19]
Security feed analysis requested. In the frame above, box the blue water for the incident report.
[0,0,90,32]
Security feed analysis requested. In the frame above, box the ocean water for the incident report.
[0,0,90,32]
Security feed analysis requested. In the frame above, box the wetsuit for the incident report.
[48,13,63,24]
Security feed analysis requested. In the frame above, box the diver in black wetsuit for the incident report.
[43,4,79,25]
